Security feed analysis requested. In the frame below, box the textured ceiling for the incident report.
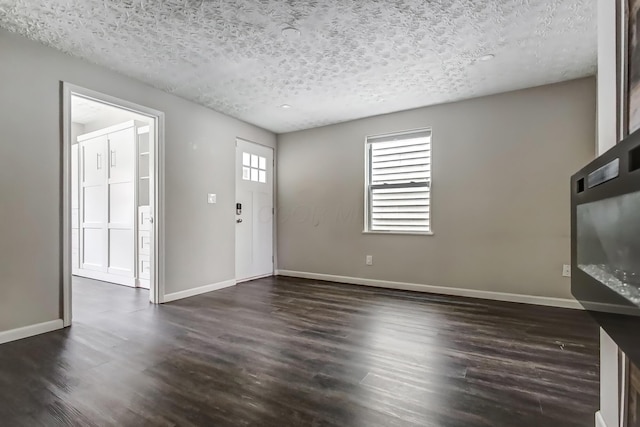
[0,0,596,133]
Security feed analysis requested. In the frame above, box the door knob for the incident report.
[148,217,154,224]
[236,219,243,223]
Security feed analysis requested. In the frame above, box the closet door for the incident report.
[80,135,108,272]
[107,127,136,277]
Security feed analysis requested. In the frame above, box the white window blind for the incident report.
[366,129,431,233]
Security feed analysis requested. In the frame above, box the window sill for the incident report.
[362,230,434,236]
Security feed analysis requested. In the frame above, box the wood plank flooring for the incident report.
[0,276,599,426]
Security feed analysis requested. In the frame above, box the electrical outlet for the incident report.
[366,255,373,266]
[562,264,571,277]
[207,193,217,204]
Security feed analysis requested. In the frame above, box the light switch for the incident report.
[208,194,217,204]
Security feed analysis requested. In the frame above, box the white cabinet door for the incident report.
[107,127,136,277]
[82,135,106,187]
[80,135,107,272]
[107,127,135,183]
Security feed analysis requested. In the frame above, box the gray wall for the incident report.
[0,29,275,332]
[277,78,596,300]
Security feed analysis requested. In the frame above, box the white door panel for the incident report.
[80,136,107,271]
[82,186,105,224]
[139,231,151,256]
[82,136,107,186]
[106,126,135,279]
[236,139,273,281]
[253,191,273,274]
[108,127,135,183]
[109,182,134,225]
[82,228,104,270]
[139,206,152,231]
[139,257,151,280]
[108,228,135,276]
[235,193,253,278]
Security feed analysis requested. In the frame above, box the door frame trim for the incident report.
[235,138,276,282]
[61,82,166,327]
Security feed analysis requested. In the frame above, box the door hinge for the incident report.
[272,207,274,214]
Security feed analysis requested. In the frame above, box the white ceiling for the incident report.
[71,96,115,124]
[0,0,596,133]
[71,95,149,125]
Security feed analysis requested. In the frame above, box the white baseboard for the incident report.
[275,270,583,310]
[0,319,64,345]
[595,411,608,427]
[163,279,236,303]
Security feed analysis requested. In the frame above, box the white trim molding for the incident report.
[595,411,608,427]
[163,279,236,303]
[62,82,166,324]
[0,319,64,345]
[275,270,583,310]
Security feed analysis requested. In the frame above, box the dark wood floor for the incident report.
[0,276,599,426]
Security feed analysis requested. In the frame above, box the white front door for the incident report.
[235,139,274,282]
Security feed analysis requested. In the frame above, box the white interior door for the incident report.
[107,127,136,278]
[80,135,107,271]
[236,139,274,282]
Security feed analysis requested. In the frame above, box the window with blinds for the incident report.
[365,129,431,234]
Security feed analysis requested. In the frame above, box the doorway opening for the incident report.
[235,138,274,283]
[62,84,164,326]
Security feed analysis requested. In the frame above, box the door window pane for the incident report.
[242,152,268,184]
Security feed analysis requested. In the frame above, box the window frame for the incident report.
[242,152,268,184]
[363,128,434,236]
